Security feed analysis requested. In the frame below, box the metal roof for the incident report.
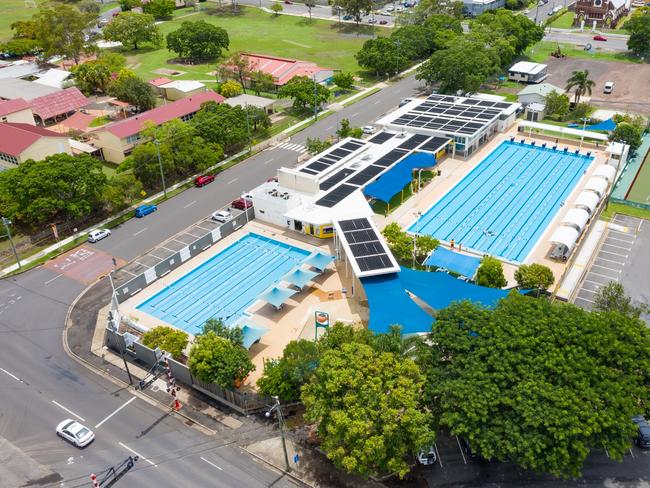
[0,122,67,157]
[30,87,89,121]
[0,78,60,101]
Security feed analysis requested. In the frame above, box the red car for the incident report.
[194,175,215,187]
[231,198,253,210]
[593,35,607,41]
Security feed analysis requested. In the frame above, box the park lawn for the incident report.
[524,40,641,64]
[550,11,575,29]
[0,0,46,41]
[600,202,650,221]
[100,1,119,14]
[121,6,377,82]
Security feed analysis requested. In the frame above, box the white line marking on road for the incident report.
[226,178,238,185]
[325,125,333,131]
[0,367,21,382]
[455,436,467,465]
[95,396,136,428]
[576,296,595,304]
[373,99,381,105]
[588,271,618,281]
[600,250,628,258]
[595,256,625,265]
[133,228,148,237]
[263,158,275,165]
[119,442,156,466]
[592,264,621,273]
[607,236,635,244]
[183,200,196,209]
[44,274,63,285]
[434,442,442,468]
[52,400,86,422]
[602,243,632,251]
[584,280,604,287]
[579,288,597,294]
[200,457,223,470]
[350,112,359,118]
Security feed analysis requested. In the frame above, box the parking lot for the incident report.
[573,214,649,322]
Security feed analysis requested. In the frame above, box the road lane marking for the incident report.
[133,228,148,237]
[599,250,627,258]
[44,273,63,285]
[455,436,467,465]
[227,178,238,185]
[434,442,442,467]
[183,200,196,209]
[373,99,381,104]
[52,400,86,422]
[589,271,618,281]
[0,367,21,382]
[325,125,333,131]
[119,442,156,466]
[263,158,275,165]
[595,256,625,265]
[350,112,359,117]
[95,396,136,428]
[602,243,632,251]
[607,236,635,244]
[200,457,223,470]
[591,264,621,273]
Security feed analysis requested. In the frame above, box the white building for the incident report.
[508,62,548,84]
[517,83,565,106]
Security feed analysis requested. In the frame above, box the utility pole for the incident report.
[266,396,290,471]
[1,217,20,269]
[244,102,252,152]
[154,139,167,199]
[313,74,318,121]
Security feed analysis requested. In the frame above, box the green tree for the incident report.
[302,341,435,478]
[304,0,316,19]
[250,70,275,96]
[270,2,283,15]
[141,326,189,359]
[108,74,156,112]
[199,318,244,347]
[188,332,255,388]
[102,173,143,213]
[278,76,330,113]
[317,322,373,353]
[356,37,412,77]
[191,101,250,153]
[514,263,554,295]
[72,61,113,95]
[475,255,507,288]
[98,51,127,73]
[10,20,38,39]
[336,118,354,138]
[565,70,595,104]
[381,222,414,263]
[166,20,230,63]
[391,24,436,60]
[472,9,543,58]
[572,102,594,121]
[245,105,271,132]
[625,14,650,58]
[0,154,107,230]
[0,38,41,56]
[611,122,643,151]
[78,0,100,14]
[332,71,354,91]
[332,0,372,24]
[416,37,499,93]
[593,282,646,318]
[257,339,319,402]
[33,2,96,64]
[415,0,464,20]
[219,51,252,94]
[119,0,142,10]
[422,294,650,478]
[544,90,570,120]
[415,234,439,264]
[305,137,332,155]
[219,80,242,98]
[142,0,175,18]
[102,12,162,50]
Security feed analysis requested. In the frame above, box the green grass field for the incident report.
[122,6,377,82]
[524,41,641,64]
[626,149,650,205]
[549,11,575,29]
[0,0,45,41]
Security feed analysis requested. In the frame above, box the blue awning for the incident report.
[303,251,335,271]
[240,323,269,349]
[257,285,297,309]
[364,152,436,203]
[586,118,617,131]
[281,267,319,289]
[424,247,481,278]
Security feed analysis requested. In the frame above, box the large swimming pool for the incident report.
[137,233,311,334]
[410,140,594,262]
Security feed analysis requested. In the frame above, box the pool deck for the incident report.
[119,220,365,387]
[383,125,610,286]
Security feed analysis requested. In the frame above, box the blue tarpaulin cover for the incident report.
[364,152,437,203]
[586,118,617,131]
[303,251,335,271]
[240,323,269,349]
[281,267,319,289]
[257,285,297,308]
[424,247,481,278]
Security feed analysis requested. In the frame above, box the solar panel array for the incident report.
[368,132,395,144]
[299,139,365,176]
[338,218,395,272]
[390,94,513,137]
[419,136,451,154]
[397,133,430,150]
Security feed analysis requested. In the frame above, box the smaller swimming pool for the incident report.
[137,233,311,334]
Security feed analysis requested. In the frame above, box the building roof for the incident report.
[160,80,205,92]
[30,87,89,121]
[224,94,275,109]
[0,61,44,80]
[517,83,564,97]
[0,98,32,117]
[508,61,547,75]
[241,53,331,86]
[99,91,225,139]
[0,78,61,101]
[0,122,67,157]
[148,77,173,87]
[34,68,73,89]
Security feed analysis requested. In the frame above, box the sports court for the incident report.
[625,149,650,205]
[409,140,594,263]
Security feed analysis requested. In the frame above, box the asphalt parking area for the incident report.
[43,246,126,285]
[574,214,648,321]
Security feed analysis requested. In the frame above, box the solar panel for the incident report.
[319,168,355,191]
[347,165,385,186]
[357,254,395,272]
[315,184,357,208]
[350,240,385,257]
[368,132,395,144]
[338,218,372,232]
[419,137,449,153]
[397,134,430,150]
[341,140,364,151]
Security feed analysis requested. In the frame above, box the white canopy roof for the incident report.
[561,208,590,233]
[592,164,616,182]
[518,120,609,141]
[574,191,600,214]
[584,177,608,198]
[549,226,580,252]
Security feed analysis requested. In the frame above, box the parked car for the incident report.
[379,19,388,24]
[87,229,111,243]
[593,35,607,41]
[417,446,437,465]
[134,204,157,218]
[399,98,413,108]
[603,81,615,94]
[241,193,253,203]
[194,174,215,187]
[342,14,353,20]
[231,198,252,210]
[212,210,233,222]
[633,416,650,448]
[362,125,378,135]
[367,17,377,23]
[56,419,95,448]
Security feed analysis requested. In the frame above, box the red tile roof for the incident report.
[0,122,68,157]
[241,53,331,86]
[30,87,89,121]
[100,91,225,139]
[149,77,173,87]
[0,98,32,117]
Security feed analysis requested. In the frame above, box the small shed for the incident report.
[508,62,548,84]
[224,94,277,114]
[517,83,564,106]
[159,80,206,101]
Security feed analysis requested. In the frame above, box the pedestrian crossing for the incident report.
[276,142,307,153]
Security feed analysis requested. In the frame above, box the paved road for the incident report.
[545,30,629,51]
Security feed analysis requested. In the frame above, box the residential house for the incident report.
[224,94,277,114]
[508,62,548,84]
[0,122,71,169]
[30,87,90,126]
[573,0,631,28]
[91,91,225,163]
[517,83,565,106]
[227,53,333,88]
[0,98,35,124]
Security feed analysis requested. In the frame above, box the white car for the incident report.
[362,125,378,135]
[417,446,437,465]
[603,81,615,94]
[212,210,233,223]
[56,419,95,447]
[87,229,111,243]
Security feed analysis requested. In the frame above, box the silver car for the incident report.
[56,419,95,447]
[87,228,111,243]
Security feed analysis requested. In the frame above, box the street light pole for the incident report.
[266,396,290,471]
[1,217,20,269]
[154,139,167,199]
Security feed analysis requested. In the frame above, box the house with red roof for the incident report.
[91,90,224,163]
[0,122,71,169]
[0,98,35,125]
[228,53,333,87]
[30,87,90,126]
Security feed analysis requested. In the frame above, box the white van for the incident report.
[603,81,614,94]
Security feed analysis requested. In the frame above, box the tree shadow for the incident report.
[330,22,378,38]
[202,5,245,17]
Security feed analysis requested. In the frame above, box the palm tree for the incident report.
[565,70,595,104]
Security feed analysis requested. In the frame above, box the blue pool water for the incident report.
[409,141,594,262]
[137,233,311,333]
